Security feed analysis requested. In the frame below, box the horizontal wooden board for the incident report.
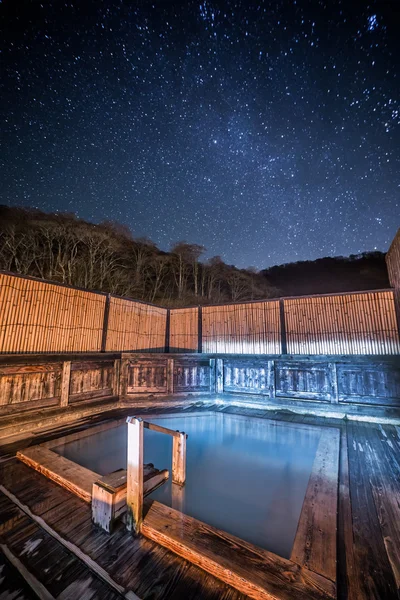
[275,361,333,402]
[142,500,335,600]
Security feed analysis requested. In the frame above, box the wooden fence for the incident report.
[0,272,399,356]
[0,272,166,354]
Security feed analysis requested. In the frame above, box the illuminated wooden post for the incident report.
[126,417,144,534]
[172,431,187,486]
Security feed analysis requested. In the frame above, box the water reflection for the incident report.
[55,413,321,558]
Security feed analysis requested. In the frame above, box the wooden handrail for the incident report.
[143,421,187,439]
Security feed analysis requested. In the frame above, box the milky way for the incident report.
[1,1,399,268]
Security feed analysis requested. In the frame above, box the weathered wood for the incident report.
[92,465,169,533]
[167,357,174,394]
[126,417,144,535]
[0,542,56,600]
[142,500,335,600]
[172,431,187,485]
[60,361,71,407]
[144,421,183,438]
[17,446,98,502]
[216,358,224,393]
[291,428,340,582]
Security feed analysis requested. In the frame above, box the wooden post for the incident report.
[101,293,111,352]
[171,482,184,512]
[172,432,187,486]
[92,482,114,533]
[60,361,71,407]
[167,358,174,395]
[198,306,203,353]
[112,358,121,397]
[126,417,144,534]
[165,308,170,353]
[216,358,224,394]
[209,358,216,393]
[330,362,339,404]
[119,358,129,400]
[279,299,288,354]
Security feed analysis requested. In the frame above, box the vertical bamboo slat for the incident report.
[169,307,198,352]
[284,291,400,355]
[0,273,105,353]
[105,296,167,352]
[201,301,281,354]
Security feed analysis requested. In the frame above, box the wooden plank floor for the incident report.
[0,404,399,599]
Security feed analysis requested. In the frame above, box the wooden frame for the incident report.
[17,411,340,598]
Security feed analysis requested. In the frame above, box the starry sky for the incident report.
[1,1,399,269]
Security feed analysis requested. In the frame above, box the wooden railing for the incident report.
[126,417,187,534]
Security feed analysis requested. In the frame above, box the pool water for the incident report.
[55,413,321,558]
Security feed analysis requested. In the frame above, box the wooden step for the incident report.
[92,465,169,533]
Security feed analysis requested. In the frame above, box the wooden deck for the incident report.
[0,403,399,599]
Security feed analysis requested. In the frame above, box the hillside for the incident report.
[261,253,389,297]
[0,205,390,305]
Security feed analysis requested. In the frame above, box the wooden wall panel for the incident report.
[337,363,400,406]
[106,297,167,352]
[275,361,333,402]
[173,359,210,392]
[126,359,168,394]
[202,301,281,354]
[223,360,273,396]
[0,273,105,353]
[68,360,114,403]
[0,363,62,411]
[284,291,400,355]
[170,307,198,352]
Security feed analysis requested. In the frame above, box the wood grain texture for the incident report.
[17,446,98,502]
[142,500,335,600]
[291,428,340,582]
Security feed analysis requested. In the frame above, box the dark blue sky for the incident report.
[1,0,399,268]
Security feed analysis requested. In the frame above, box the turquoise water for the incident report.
[55,413,321,557]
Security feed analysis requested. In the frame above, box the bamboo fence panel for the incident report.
[105,297,167,352]
[202,301,281,354]
[284,291,400,355]
[0,273,105,353]
[169,307,198,352]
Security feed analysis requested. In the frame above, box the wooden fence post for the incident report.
[126,417,144,534]
[60,361,71,407]
[165,309,170,353]
[172,432,187,486]
[279,299,288,355]
[101,293,111,352]
[198,306,203,353]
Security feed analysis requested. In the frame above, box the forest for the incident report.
[0,205,389,306]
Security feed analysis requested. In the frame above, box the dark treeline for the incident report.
[0,206,278,306]
[0,206,389,305]
[262,253,389,296]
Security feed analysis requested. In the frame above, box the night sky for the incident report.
[1,1,399,268]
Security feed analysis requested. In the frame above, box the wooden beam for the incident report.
[290,428,340,582]
[216,358,224,393]
[126,417,144,535]
[143,421,183,438]
[167,357,174,394]
[142,500,335,600]
[60,361,71,407]
[172,432,187,485]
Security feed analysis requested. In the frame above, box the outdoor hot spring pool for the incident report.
[54,413,321,558]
